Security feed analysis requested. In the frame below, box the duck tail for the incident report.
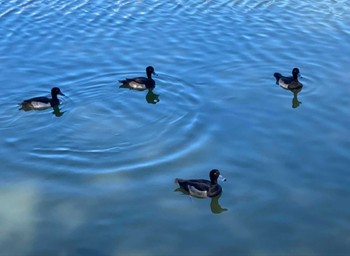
[19,101,30,109]
[273,73,282,84]
[118,79,130,88]
[174,178,182,185]
[273,72,282,80]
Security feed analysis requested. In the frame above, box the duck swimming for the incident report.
[175,169,226,198]
[19,87,65,110]
[274,67,303,90]
[119,66,157,90]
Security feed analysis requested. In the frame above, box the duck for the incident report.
[274,67,303,90]
[175,169,226,198]
[119,66,157,90]
[19,87,65,110]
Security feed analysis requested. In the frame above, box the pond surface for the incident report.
[1,0,350,255]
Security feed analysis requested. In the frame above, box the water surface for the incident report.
[1,0,350,255]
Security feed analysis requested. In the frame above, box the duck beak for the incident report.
[153,71,158,76]
[59,91,65,96]
[219,175,227,182]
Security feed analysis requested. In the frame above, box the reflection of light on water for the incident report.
[0,180,87,253]
[0,181,38,253]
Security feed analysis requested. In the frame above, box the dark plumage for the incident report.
[119,66,156,90]
[175,169,226,198]
[19,87,65,110]
[274,67,303,90]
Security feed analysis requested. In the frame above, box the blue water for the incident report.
[1,0,350,255]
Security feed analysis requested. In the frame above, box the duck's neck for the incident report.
[52,93,59,100]
[293,73,299,81]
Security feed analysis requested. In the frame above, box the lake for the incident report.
[1,0,350,255]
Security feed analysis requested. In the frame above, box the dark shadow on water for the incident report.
[174,188,228,214]
[19,105,65,117]
[119,85,160,104]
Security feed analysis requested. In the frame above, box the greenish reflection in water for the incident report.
[145,88,159,104]
[174,187,228,214]
[292,88,302,109]
[52,106,64,117]
[18,105,64,117]
[119,84,160,104]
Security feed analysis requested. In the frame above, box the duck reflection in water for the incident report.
[19,104,65,117]
[291,87,302,108]
[145,88,159,104]
[119,83,160,104]
[52,105,65,117]
[174,169,228,214]
[210,193,228,214]
[174,187,228,214]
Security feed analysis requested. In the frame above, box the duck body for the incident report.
[119,66,156,90]
[19,87,64,110]
[119,77,155,90]
[175,169,226,198]
[274,68,303,90]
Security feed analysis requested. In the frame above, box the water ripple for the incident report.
[19,69,208,174]
[1,0,350,255]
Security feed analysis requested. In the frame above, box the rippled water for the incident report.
[1,0,350,255]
